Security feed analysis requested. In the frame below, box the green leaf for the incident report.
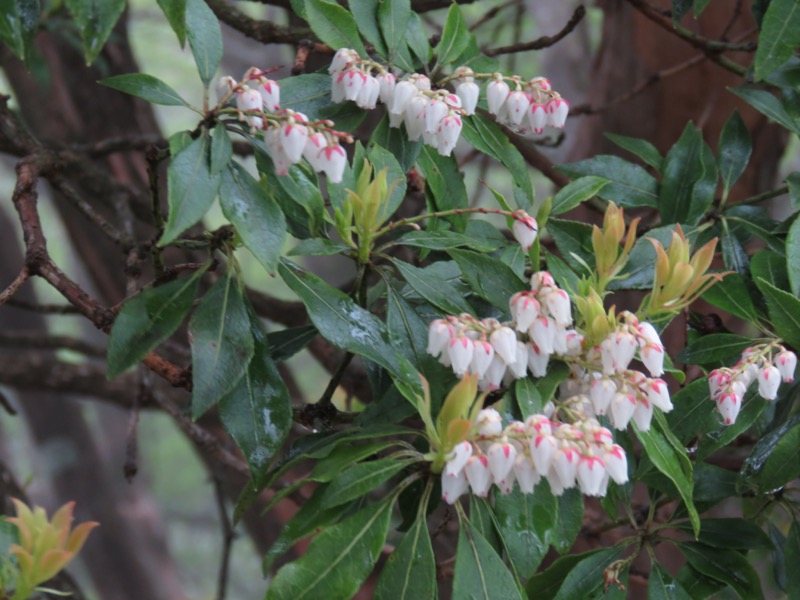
[515,378,543,419]
[405,12,433,67]
[157,0,187,46]
[534,361,570,404]
[262,483,354,573]
[693,0,710,17]
[605,133,664,172]
[551,176,610,215]
[279,73,358,124]
[220,163,286,275]
[552,546,627,600]
[393,259,474,315]
[461,113,534,205]
[189,273,255,418]
[672,0,691,21]
[698,389,767,460]
[367,143,407,220]
[371,115,421,172]
[350,0,388,57]
[760,423,800,491]
[721,220,749,274]
[100,73,189,107]
[435,4,471,68]
[635,422,699,536]
[279,261,418,389]
[755,0,800,79]
[759,277,800,347]
[416,145,469,230]
[679,542,765,600]
[453,519,524,600]
[322,459,410,508]
[107,271,203,378]
[378,0,410,61]
[374,514,436,600]
[267,325,317,362]
[64,0,125,64]
[385,284,435,370]
[675,519,773,551]
[303,0,366,55]
[659,122,710,225]
[210,123,232,175]
[288,239,350,256]
[737,413,800,494]
[676,564,727,599]
[546,218,595,274]
[666,379,715,445]
[0,0,40,63]
[448,249,526,312]
[160,134,221,246]
[610,225,689,290]
[552,488,584,553]
[219,328,291,487]
[786,519,800,599]
[266,499,392,599]
[469,496,501,553]
[751,248,790,292]
[185,0,223,86]
[648,563,692,600]
[494,486,557,578]
[729,85,800,135]
[393,230,495,252]
[557,156,659,208]
[786,216,800,296]
[676,334,756,365]
[718,110,752,199]
[702,273,760,321]
[524,549,603,600]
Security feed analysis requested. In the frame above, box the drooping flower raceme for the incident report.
[708,343,796,425]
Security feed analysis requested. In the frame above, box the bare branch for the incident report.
[0,267,30,307]
[487,5,586,56]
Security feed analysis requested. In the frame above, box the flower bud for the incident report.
[445,441,473,476]
[486,77,510,115]
[757,365,781,400]
[505,90,531,126]
[490,327,518,365]
[441,469,469,504]
[512,212,539,252]
[775,350,797,383]
[604,444,628,484]
[464,455,492,497]
[456,81,479,115]
[577,454,606,496]
[448,336,474,376]
[513,454,540,494]
[487,440,517,483]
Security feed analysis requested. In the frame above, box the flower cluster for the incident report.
[441,408,628,504]
[484,74,569,136]
[327,49,569,156]
[215,68,349,182]
[709,344,796,425]
[427,272,577,392]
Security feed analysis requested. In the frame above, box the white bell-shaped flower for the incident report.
[355,75,380,109]
[577,454,606,496]
[489,327,518,365]
[546,97,569,128]
[448,336,474,376]
[404,94,428,142]
[464,456,492,497]
[486,77,510,115]
[544,288,572,327]
[527,344,550,377]
[470,341,495,378]
[475,408,503,437]
[487,440,517,483]
[479,354,507,392]
[441,469,469,504]
[303,133,328,171]
[376,72,396,105]
[436,113,463,157]
[317,145,347,183]
[258,79,280,113]
[280,117,309,164]
[445,441,473,476]
[329,47,357,74]
[590,378,616,416]
[456,81,479,115]
[530,317,556,355]
[610,392,636,430]
[716,391,741,425]
[505,90,531,126]
[508,341,529,379]
[553,445,579,489]
[775,350,797,382]
[512,213,538,251]
[427,319,453,358]
[757,365,781,400]
[391,80,418,115]
[529,433,556,474]
[512,293,540,333]
[341,69,366,102]
[708,368,732,399]
[647,379,673,412]
[426,96,449,133]
[216,76,237,103]
[603,444,628,484]
[528,102,547,134]
[632,399,654,432]
[513,455,539,494]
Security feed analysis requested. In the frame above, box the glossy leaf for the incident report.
[267,325,317,362]
[303,0,366,56]
[100,73,189,107]
[210,123,232,175]
[107,271,203,378]
[378,0,410,61]
[157,0,187,46]
[675,334,756,365]
[729,85,800,135]
[676,564,727,599]
[659,122,709,225]
[760,423,800,491]
[322,459,410,508]
[515,378,543,419]
[755,0,800,79]
[721,220,749,274]
[448,249,526,312]
[702,273,760,321]
[453,519,524,600]
[0,0,39,62]
[605,132,663,171]
[786,519,800,599]
[220,162,286,275]
[393,259,474,315]
[350,0,387,56]
[279,261,418,390]
[185,0,223,86]
[718,110,752,199]
[266,499,392,599]
[374,513,436,600]
[679,542,765,599]
[759,277,800,348]
[393,230,495,252]
[416,145,468,230]
[648,563,692,600]
[675,519,773,551]
[495,486,557,578]
[189,274,255,418]
[751,249,790,293]
[786,216,800,296]
[546,218,594,274]
[610,225,688,290]
[552,488,584,553]
[469,496,501,553]
[160,134,221,246]
[435,4,470,68]
[737,414,800,494]
[288,239,350,256]
[552,546,626,600]
[524,549,603,600]
[64,0,125,64]
[371,115,421,172]
[535,361,570,404]
[558,155,659,208]
[550,176,610,215]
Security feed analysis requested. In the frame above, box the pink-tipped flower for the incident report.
[448,335,474,376]
[441,470,469,504]
[486,77,510,115]
[476,408,503,437]
[648,379,673,412]
[529,433,556,474]
[452,66,475,83]
[505,90,531,126]
[479,355,507,391]
[487,440,517,483]
[377,72,396,105]
[490,327,518,365]
[590,378,617,416]
[258,79,280,113]
[632,398,654,431]
[436,113,463,157]
[470,341,495,378]
[716,391,741,425]
[544,288,572,327]
[340,69,366,102]
[709,369,732,399]
[215,76,237,103]
[427,319,453,358]
[527,343,550,377]
[317,145,347,183]
[404,94,428,142]
[303,132,328,171]
[610,392,636,430]
[456,81,479,115]
[513,455,539,494]
[391,80,418,115]
[546,97,569,128]
[414,74,431,91]
[604,444,628,484]
[355,75,380,109]
[637,322,662,347]
[236,88,262,114]
[280,117,309,163]
[445,441,473,476]
[530,317,556,355]
[511,292,540,333]
[508,341,529,379]
[512,212,539,252]
[553,445,579,489]
[528,102,547,133]
[577,455,606,496]
[757,365,781,400]
[640,344,665,377]
[530,271,556,292]
[464,455,492,497]
[524,414,552,436]
[426,96,449,133]
[775,350,797,383]
[329,48,357,74]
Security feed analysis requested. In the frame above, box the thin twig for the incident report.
[214,478,235,600]
[469,0,520,32]
[146,145,166,279]
[0,267,30,307]
[0,331,105,357]
[486,5,586,56]
[4,298,81,314]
